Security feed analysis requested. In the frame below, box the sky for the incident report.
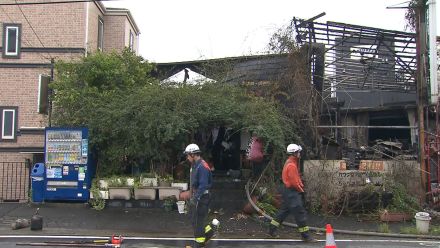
[103,0,439,63]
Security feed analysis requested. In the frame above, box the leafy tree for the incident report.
[51,50,294,176]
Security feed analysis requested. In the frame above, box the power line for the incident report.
[0,0,118,6]
[15,0,46,49]
[14,0,54,61]
[0,5,52,61]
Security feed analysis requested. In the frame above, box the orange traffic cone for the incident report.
[325,224,337,248]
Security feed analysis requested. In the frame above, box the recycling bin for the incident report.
[31,163,45,203]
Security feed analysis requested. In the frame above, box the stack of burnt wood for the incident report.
[363,140,417,160]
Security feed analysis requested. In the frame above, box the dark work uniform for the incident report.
[269,155,312,241]
[190,158,213,247]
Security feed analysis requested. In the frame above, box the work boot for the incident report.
[300,232,318,242]
[267,225,279,238]
[194,242,205,248]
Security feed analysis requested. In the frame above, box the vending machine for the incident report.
[44,127,94,201]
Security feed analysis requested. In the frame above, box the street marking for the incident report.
[0,235,440,244]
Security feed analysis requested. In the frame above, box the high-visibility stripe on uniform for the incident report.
[270,219,280,227]
[195,237,206,243]
[201,160,211,171]
[298,226,309,232]
[205,224,212,233]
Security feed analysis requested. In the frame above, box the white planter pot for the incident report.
[158,187,181,200]
[126,178,134,187]
[134,187,157,200]
[90,190,109,200]
[99,180,108,190]
[98,190,109,199]
[108,187,132,200]
[171,182,188,191]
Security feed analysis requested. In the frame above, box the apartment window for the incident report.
[97,18,104,51]
[1,107,18,141]
[2,24,21,58]
[129,31,134,51]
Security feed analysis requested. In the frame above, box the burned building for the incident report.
[292,19,418,158]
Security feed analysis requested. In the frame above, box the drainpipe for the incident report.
[84,1,89,55]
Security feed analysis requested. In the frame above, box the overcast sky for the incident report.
[103,0,439,63]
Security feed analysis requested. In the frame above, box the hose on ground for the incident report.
[245,180,440,240]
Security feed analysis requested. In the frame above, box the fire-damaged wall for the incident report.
[339,112,369,148]
[324,107,417,153]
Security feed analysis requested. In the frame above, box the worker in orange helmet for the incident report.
[268,144,316,242]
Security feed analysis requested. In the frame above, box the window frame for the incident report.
[1,107,18,141]
[2,23,21,58]
[97,17,104,51]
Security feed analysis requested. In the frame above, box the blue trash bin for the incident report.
[31,163,45,203]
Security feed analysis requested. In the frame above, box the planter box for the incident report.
[90,190,109,199]
[108,187,132,200]
[158,187,181,200]
[380,211,412,222]
[171,182,188,191]
[134,187,157,200]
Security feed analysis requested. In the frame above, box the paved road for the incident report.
[1,235,440,248]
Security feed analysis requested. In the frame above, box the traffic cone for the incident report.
[325,224,337,248]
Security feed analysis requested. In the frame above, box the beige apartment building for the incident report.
[0,0,139,202]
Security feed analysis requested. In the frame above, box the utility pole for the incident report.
[416,0,428,194]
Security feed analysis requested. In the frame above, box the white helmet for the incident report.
[184,143,201,154]
[286,144,302,154]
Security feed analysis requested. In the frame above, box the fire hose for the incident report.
[245,180,440,240]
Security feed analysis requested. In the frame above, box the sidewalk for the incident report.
[0,202,425,239]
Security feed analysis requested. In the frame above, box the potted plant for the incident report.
[107,176,132,200]
[159,174,173,187]
[163,196,177,212]
[379,182,420,222]
[158,175,181,200]
[140,172,158,187]
[133,177,157,200]
[90,178,109,200]
[171,179,188,191]
[89,179,106,210]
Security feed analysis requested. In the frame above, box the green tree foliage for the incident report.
[51,50,293,176]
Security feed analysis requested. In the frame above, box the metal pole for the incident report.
[428,0,438,105]
[416,0,428,195]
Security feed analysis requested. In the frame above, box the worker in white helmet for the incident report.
[184,143,214,248]
[268,144,316,242]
